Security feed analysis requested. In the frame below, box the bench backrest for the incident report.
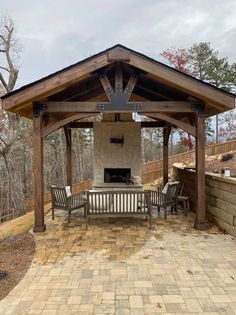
[87,190,150,216]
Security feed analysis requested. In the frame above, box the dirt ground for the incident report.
[205,151,236,175]
[0,233,35,300]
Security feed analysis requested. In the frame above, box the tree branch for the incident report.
[0,72,10,92]
[0,136,7,146]
[0,66,10,72]
[0,34,7,43]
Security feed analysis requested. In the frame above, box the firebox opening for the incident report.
[104,168,131,183]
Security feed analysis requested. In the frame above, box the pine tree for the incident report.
[161,42,236,144]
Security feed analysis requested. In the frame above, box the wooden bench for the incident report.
[86,190,151,227]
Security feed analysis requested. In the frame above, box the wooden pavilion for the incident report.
[1,44,235,232]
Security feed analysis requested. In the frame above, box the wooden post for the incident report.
[33,114,45,232]
[163,127,170,185]
[64,126,72,189]
[194,107,208,230]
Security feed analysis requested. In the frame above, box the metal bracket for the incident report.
[105,87,115,100]
[33,102,47,118]
[124,84,133,96]
[194,103,205,118]
[97,102,141,111]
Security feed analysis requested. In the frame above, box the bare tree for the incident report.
[0,15,23,218]
[0,15,20,93]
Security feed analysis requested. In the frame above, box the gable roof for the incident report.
[1,44,235,118]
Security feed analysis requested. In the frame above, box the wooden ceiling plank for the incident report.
[135,83,172,101]
[48,75,102,101]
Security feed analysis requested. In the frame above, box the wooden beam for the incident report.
[70,122,94,128]
[194,109,208,230]
[44,101,195,113]
[69,121,166,129]
[115,62,123,92]
[46,113,64,122]
[107,47,131,62]
[99,75,115,102]
[42,113,96,138]
[32,114,45,232]
[141,121,166,128]
[124,75,138,101]
[64,125,71,146]
[64,126,72,188]
[143,113,196,137]
[163,126,171,185]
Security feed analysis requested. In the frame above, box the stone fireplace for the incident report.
[93,114,142,188]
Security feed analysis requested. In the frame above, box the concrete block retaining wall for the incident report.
[173,165,236,237]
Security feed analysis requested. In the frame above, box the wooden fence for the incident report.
[25,179,93,213]
[1,139,236,222]
[142,139,236,184]
[0,180,93,222]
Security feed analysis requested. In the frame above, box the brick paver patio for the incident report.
[0,211,236,314]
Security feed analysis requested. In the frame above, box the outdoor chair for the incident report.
[177,183,190,215]
[149,181,179,219]
[50,185,87,223]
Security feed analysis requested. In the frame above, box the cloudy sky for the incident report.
[1,0,236,88]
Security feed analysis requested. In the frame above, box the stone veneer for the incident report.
[93,121,141,188]
[173,164,236,237]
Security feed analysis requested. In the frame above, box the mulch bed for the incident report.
[0,233,35,300]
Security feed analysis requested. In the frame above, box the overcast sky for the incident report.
[1,0,236,88]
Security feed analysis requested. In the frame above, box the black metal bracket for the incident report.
[33,102,47,118]
[194,103,205,118]
[97,102,141,111]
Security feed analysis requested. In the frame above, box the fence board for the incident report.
[142,139,236,184]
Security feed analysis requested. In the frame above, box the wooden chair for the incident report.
[50,186,87,223]
[177,183,190,216]
[149,182,179,219]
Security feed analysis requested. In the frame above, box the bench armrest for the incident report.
[148,189,165,206]
[67,192,87,209]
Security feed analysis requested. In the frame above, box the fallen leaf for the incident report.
[186,269,193,275]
